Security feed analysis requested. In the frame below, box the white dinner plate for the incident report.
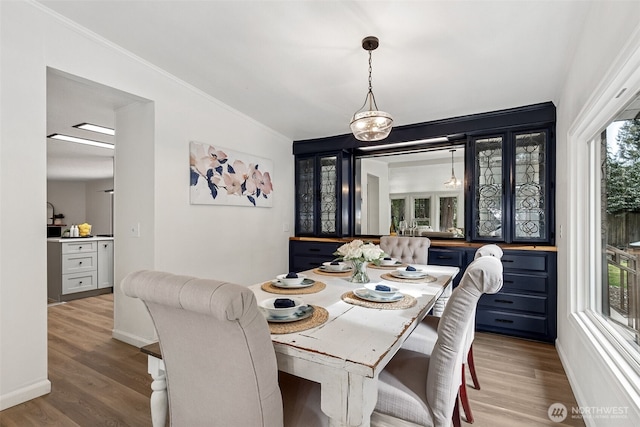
[318,265,353,273]
[391,269,429,278]
[353,288,404,303]
[389,271,437,282]
[264,305,315,323]
[272,278,315,288]
[376,261,404,268]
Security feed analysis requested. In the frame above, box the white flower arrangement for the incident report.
[334,239,385,262]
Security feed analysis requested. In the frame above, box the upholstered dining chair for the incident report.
[379,235,431,265]
[401,244,504,423]
[122,270,325,427]
[374,255,504,427]
[379,235,454,316]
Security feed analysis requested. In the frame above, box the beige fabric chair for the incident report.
[379,235,431,265]
[401,244,503,423]
[380,235,451,315]
[122,270,285,427]
[375,255,504,427]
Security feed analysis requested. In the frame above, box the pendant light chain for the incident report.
[366,49,380,111]
[368,50,373,92]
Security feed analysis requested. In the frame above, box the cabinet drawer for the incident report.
[479,292,547,314]
[290,241,341,257]
[62,271,97,294]
[503,273,547,293]
[428,249,464,267]
[476,309,548,334]
[291,256,332,272]
[501,252,547,271]
[62,253,97,274]
[62,241,96,254]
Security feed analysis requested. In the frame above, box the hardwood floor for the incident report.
[0,294,584,426]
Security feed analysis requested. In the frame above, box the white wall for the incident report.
[85,178,114,236]
[389,159,465,230]
[0,1,294,409]
[389,161,459,193]
[47,181,87,227]
[47,179,113,234]
[556,1,640,425]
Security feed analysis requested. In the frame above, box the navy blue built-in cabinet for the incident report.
[290,102,558,343]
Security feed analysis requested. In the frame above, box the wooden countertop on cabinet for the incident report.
[289,236,557,252]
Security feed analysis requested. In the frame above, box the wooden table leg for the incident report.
[320,371,377,427]
[148,355,168,427]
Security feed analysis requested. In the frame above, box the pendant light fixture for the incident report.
[444,149,463,189]
[350,36,393,142]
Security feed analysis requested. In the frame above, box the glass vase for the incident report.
[350,259,370,283]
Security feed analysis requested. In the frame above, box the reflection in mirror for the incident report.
[355,145,465,238]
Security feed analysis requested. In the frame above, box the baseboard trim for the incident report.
[112,328,156,348]
[0,379,51,411]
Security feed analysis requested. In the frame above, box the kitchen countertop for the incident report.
[47,236,114,243]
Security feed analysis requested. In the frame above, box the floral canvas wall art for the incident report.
[190,141,274,207]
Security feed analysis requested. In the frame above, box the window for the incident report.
[413,197,431,226]
[390,193,461,234]
[595,115,640,355]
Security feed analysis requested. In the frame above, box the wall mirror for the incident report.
[355,144,465,238]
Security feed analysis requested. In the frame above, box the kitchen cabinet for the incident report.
[468,127,555,244]
[97,240,114,289]
[47,237,114,302]
[295,151,352,237]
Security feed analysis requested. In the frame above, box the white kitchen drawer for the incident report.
[62,241,96,254]
[62,253,97,274]
[62,271,97,295]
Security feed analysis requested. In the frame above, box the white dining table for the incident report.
[142,263,459,427]
[252,263,459,427]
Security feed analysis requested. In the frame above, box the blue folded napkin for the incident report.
[274,298,296,308]
[330,261,340,265]
[383,257,392,261]
[375,284,391,292]
[285,272,298,278]
[406,265,417,271]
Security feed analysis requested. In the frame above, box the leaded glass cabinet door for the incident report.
[512,130,549,242]
[468,128,553,244]
[296,157,316,234]
[318,155,338,235]
[295,153,344,236]
[471,135,505,241]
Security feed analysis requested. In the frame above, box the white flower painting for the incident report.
[190,141,274,207]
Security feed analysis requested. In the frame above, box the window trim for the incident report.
[567,22,640,396]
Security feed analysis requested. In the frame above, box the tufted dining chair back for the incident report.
[380,235,431,264]
[121,270,284,427]
[375,256,504,427]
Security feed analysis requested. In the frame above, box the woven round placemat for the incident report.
[341,291,417,310]
[268,305,328,334]
[368,263,406,270]
[261,280,326,295]
[312,268,352,277]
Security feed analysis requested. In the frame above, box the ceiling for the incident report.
[47,69,144,180]
[42,0,593,180]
